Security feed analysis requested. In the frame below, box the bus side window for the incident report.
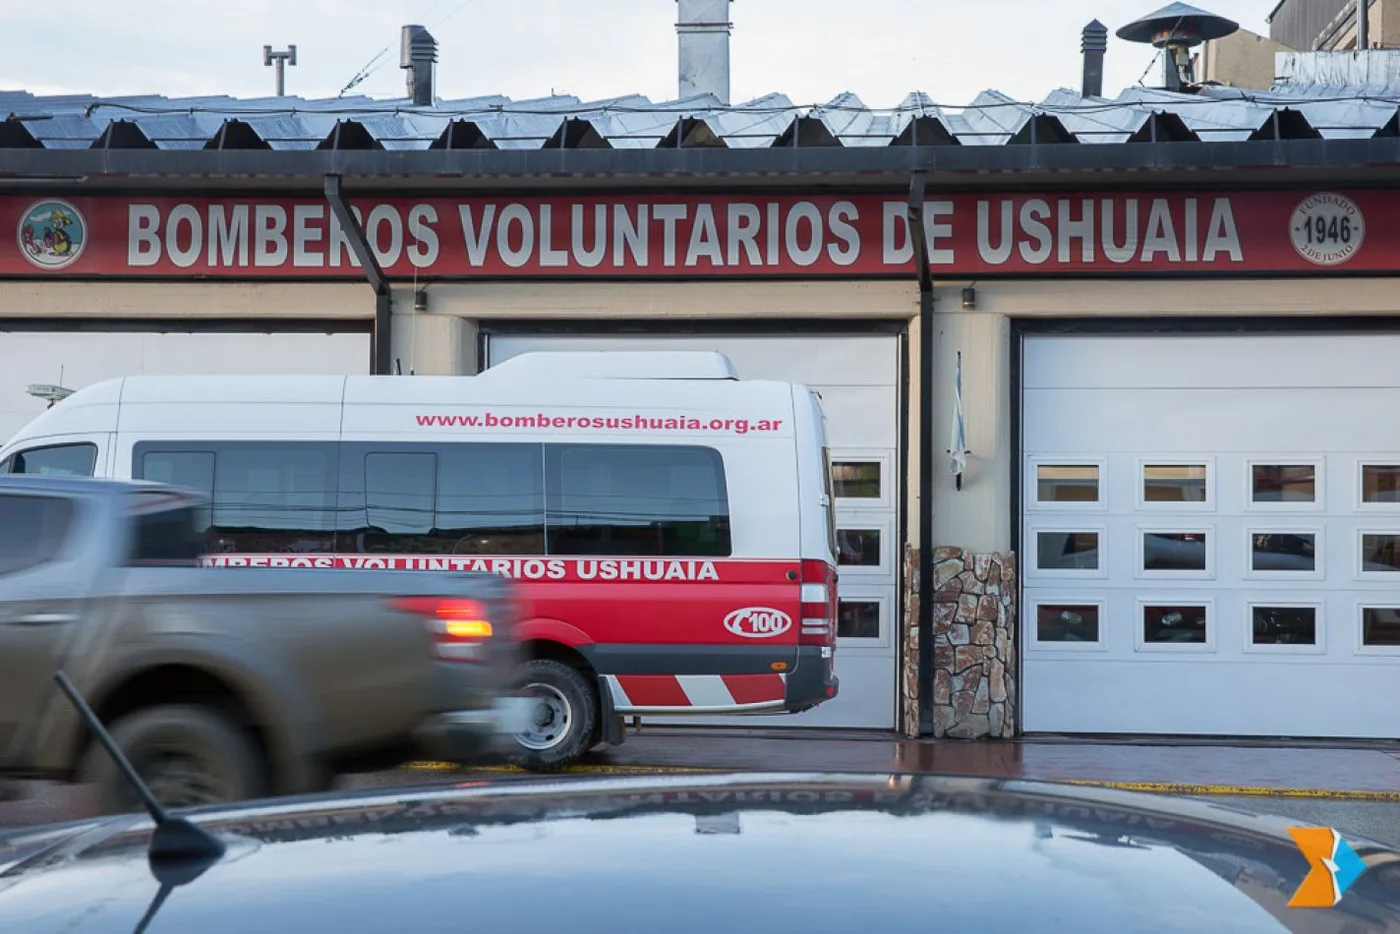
[544,443,731,558]
[138,450,216,534]
[135,442,338,554]
[362,451,438,553]
[210,443,339,554]
[437,443,545,556]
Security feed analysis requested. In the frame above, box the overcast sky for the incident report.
[2,0,1273,108]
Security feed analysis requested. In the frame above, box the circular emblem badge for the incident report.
[1289,192,1364,267]
[17,199,87,270]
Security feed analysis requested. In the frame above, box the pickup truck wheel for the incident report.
[78,704,266,815]
[507,661,596,773]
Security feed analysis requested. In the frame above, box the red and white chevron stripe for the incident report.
[603,674,788,714]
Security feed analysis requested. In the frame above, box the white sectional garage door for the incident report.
[0,330,371,444]
[485,331,902,730]
[1022,332,1400,739]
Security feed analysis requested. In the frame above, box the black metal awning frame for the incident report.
[5,137,1400,191]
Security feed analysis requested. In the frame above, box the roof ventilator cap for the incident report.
[1081,20,1109,98]
[401,24,438,106]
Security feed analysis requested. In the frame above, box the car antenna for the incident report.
[52,671,226,862]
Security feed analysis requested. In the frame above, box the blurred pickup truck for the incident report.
[0,475,525,814]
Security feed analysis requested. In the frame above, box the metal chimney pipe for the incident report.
[400,24,438,106]
[1358,0,1370,50]
[1081,20,1108,98]
[676,0,732,104]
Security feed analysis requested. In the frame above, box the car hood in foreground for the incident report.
[1,772,1399,933]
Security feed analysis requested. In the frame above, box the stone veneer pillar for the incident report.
[900,545,1018,739]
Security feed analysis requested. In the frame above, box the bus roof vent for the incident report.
[481,351,739,381]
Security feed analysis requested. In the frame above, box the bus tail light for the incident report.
[798,559,838,650]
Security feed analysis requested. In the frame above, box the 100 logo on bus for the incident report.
[724,607,793,639]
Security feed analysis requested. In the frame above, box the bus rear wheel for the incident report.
[507,660,596,772]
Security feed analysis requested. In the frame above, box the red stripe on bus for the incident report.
[721,674,787,705]
[616,675,693,708]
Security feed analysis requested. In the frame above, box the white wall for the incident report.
[0,330,372,443]
[0,281,370,320]
[389,286,477,375]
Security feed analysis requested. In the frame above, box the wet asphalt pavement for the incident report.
[7,727,1400,847]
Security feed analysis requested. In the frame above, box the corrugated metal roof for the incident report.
[4,81,1400,151]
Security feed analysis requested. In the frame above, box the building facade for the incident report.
[1268,0,1398,50]
[1199,1,1400,91]
[6,40,1400,741]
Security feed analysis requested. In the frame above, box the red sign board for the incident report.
[0,190,1382,278]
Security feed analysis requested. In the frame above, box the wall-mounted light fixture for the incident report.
[961,285,977,310]
[413,288,429,312]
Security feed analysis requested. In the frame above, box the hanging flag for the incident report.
[949,351,967,490]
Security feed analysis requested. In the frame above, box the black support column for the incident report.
[324,174,392,375]
[906,170,935,737]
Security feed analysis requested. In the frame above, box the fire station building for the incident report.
[6,12,1400,742]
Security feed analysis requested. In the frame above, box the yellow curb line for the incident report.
[401,761,719,775]
[1061,779,1400,802]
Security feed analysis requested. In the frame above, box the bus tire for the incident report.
[507,660,597,773]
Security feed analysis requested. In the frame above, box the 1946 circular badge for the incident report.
[1289,192,1364,267]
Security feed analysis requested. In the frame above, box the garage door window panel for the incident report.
[1360,464,1400,508]
[1357,530,1400,576]
[8,443,97,478]
[545,444,731,557]
[1026,598,1107,651]
[1027,459,1106,512]
[1247,460,1322,510]
[833,592,890,648]
[829,452,892,509]
[1138,460,1214,510]
[836,521,892,577]
[1137,527,1214,578]
[1029,527,1106,579]
[1358,605,1400,654]
[1244,529,1322,580]
[1137,600,1215,652]
[1244,601,1324,655]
